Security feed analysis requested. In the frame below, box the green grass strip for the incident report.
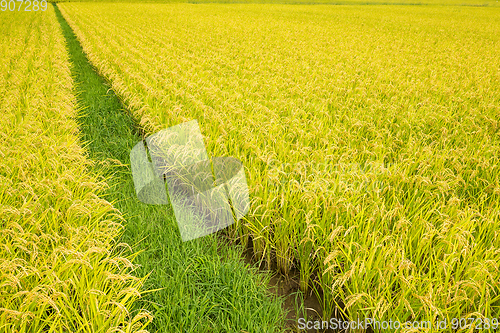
[53,4,288,332]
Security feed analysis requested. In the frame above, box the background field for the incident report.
[58,2,500,330]
[51,0,500,8]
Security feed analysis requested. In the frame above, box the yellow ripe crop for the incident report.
[0,8,150,332]
[60,2,500,329]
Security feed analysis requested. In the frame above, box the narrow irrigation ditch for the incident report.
[54,4,336,332]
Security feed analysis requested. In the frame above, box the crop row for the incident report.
[0,8,150,332]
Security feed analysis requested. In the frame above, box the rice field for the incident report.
[0,8,151,332]
[57,2,500,331]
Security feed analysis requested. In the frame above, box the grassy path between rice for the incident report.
[53,4,291,332]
